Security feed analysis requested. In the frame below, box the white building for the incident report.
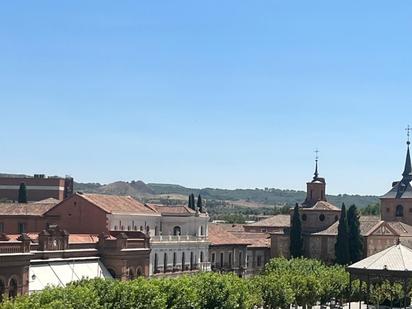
[106,200,210,276]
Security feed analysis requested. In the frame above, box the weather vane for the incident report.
[314,149,319,161]
[406,125,411,145]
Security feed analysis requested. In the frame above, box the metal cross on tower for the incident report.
[406,125,411,145]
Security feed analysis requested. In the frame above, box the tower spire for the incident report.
[403,125,412,179]
[313,149,319,180]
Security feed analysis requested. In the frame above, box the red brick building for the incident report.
[0,174,73,202]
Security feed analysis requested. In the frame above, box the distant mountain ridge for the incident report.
[74,180,379,208]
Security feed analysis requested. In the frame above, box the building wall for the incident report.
[150,241,209,275]
[381,198,412,225]
[0,216,47,234]
[0,177,73,202]
[209,244,247,276]
[108,213,161,236]
[45,195,108,234]
[244,226,285,233]
[245,247,269,276]
[300,210,340,233]
[270,233,290,258]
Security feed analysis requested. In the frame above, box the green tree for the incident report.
[335,203,350,265]
[290,203,303,258]
[188,194,195,210]
[18,183,28,203]
[197,194,204,213]
[347,205,363,263]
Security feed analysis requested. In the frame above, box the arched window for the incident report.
[396,205,404,217]
[154,253,158,273]
[164,253,168,273]
[319,214,325,222]
[136,267,142,277]
[173,226,181,236]
[128,268,134,280]
[8,278,17,298]
[0,279,5,302]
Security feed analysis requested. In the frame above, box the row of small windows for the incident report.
[112,224,206,236]
[153,251,203,273]
[301,214,338,222]
[385,205,412,217]
[211,252,262,268]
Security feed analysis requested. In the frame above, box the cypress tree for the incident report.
[188,193,196,210]
[18,183,28,203]
[197,194,204,212]
[347,204,363,263]
[290,203,303,258]
[335,203,350,265]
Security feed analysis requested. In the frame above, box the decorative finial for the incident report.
[313,149,319,180]
[406,125,411,146]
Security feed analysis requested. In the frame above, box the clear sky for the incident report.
[1,1,412,195]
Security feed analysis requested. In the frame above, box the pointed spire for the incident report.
[313,149,319,180]
[403,126,412,179]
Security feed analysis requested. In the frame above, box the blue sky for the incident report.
[1,1,412,195]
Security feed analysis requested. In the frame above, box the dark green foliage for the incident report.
[188,194,196,210]
[347,205,364,263]
[360,203,380,216]
[290,203,303,258]
[197,194,204,213]
[335,203,350,265]
[146,183,379,208]
[2,258,365,309]
[18,183,27,203]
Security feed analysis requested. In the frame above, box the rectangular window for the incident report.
[0,222,4,233]
[228,253,232,267]
[257,256,262,267]
[211,253,215,263]
[18,223,26,233]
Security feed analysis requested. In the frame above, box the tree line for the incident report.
[1,257,408,309]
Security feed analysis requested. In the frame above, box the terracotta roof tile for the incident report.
[246,215,290,227]
[145,204,196,215]
[0,202,56,216]
[208,223,250,246]
[231,231,271,248]
[79,193,156,215]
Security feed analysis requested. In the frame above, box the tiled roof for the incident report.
[386,221,412,236]
[217,224,246,232]
[33,198,60,204]
[231,231,271,248]
[309,201,340,211]
[0,202,56,216]
[208,224,250,246]
[246,215,290,227]
[381,181,412,199]
[314,216,381,236]
[145,204,196,215]
[79,193,156,215]
[348,244,412,272]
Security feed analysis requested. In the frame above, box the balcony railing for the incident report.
[151,235,208,242]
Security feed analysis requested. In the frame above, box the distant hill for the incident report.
[74,180,379,208]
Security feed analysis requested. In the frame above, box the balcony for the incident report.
[150,235,208,243]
